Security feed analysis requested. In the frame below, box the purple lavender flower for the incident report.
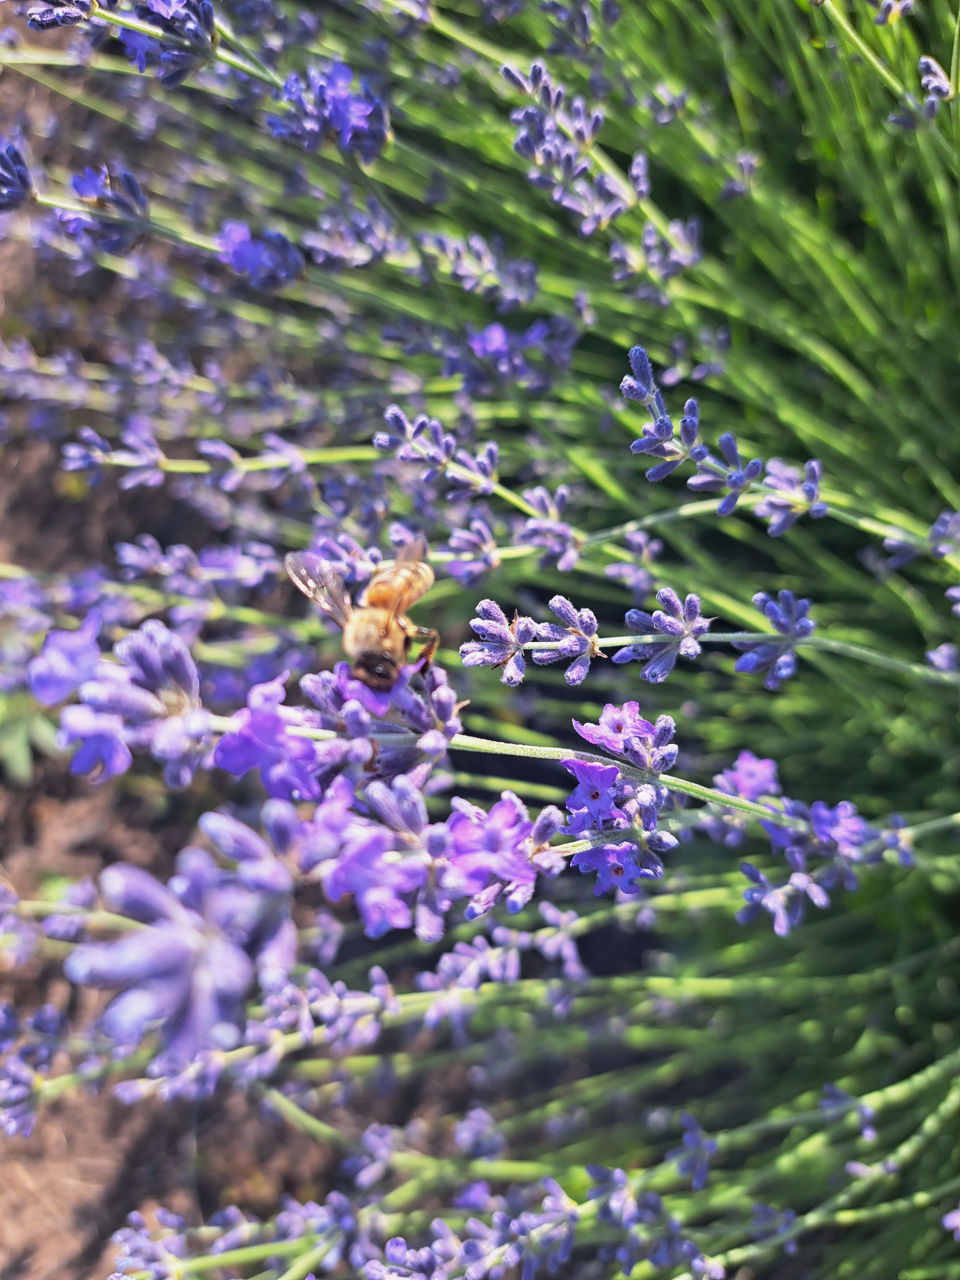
[733,590,815,690]
[627,368,706,481]
[439,790,565,917]
[269,63,389,161]
[214,671,334,801]
[943,1204,960,1242]
[698,750,781,847]
[504,62,629,235]
[918,55,952,115]
[605,530,663,603]
[443,519,501,585]
[111,416,165,489]
[460,599,538,685]
[756,459,828,536]
[58,705,133,782]
[562,759,624,827]
[869,0,913,24]
[667,1112,717,1190]
[574,702,679,775]
[418,231,539,311]
[63,858,283,1073]
[119,0,217,87]
[28,609,101,705]
[736,861,829,936]
[687,432,764,516]
[217,221,305,290]
[0,1056,40,1137]
[516,485,581,571]
[571,840,658,895]
[74,619,211,787]
[928,509,960,559]
[0,139,33,211]
[532,595,602,685]
[750,1204,798,1256]
[59,165,150,256]
[26,0,95,28]
[61,426,111,483]
[927,642,957,673]
[612,588,711,682]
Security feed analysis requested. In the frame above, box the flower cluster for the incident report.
[268,62,390,161]
[733,590,815,691]
[58,618,211,786]
[460,594,602,685]
[612,588,711,682]
[502,61,631,236]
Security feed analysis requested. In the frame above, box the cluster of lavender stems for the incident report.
[2,0,960,1276]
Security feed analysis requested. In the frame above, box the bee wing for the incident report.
[283,551,352,629]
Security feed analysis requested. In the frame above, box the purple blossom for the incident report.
[624,346,705,483]
[605,529,663,603]
[298,661,461,789]
[943,1203,960,1242]
[460,599,538,685]
[820,1083,877,1141]
[533,594,602,685]
[63,854,292,1073]
[268,63,389,161]
[687,432,764,516]
[699,750,781,847]
[26,0,86,26]
[667,1112,717,1190]
[59,165,149,256]
[28,609,101,705]
[73,619,211,787]
[439,790,565,917]
[418,231,539,312]
[736,861,827,936]
[516,484,581,571]
[755,459,827,536]
[750,1204,798,1256]
[0,139,33,212]
[927,642,957,673]
[733,590,815,690]
[118,0,217,87]
[928,509,960,559]
[442,519,501,585]
[562,759,623,827]
[110,416,166,489]
[918,55,952,115]
[58,705,133,782]
[217,221,305,290]
[0,1056,40,1138]
[214,671,333,801]
[573,702,679,775]
[571,841,660,895]
[612,588,711,682]
[504,62,629,235]
[61,427,111,482]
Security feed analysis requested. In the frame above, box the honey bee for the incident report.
[284,535,439,692]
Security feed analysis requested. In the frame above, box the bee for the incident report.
[284,535,439,692]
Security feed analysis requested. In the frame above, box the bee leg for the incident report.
[412,626,440,671]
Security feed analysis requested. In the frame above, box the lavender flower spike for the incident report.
[0,140,34,212]
[733,590,815,691]
[612,588,711,682]
[460,599,538,685]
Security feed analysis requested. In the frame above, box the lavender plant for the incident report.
[1,0,960,1275]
